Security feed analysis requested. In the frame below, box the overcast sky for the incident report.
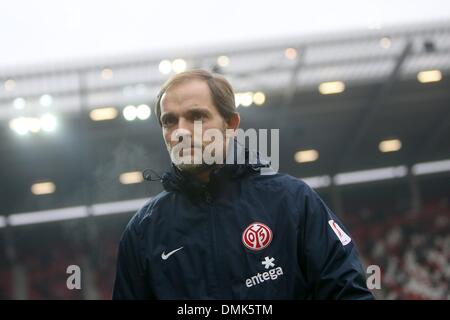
[1,0,449,69]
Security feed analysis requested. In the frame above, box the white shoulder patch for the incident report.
[328,220,352,246]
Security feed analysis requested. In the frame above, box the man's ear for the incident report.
[226,112,240,131]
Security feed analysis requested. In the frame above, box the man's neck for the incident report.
[194,167,213,183]
[175,164,214,184]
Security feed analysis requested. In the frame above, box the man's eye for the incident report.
[162,118,176,127]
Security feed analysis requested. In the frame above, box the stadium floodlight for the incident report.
[379,37,392,49]
[9,115,57,135]
[294,149,319,163]
[39,94,53,107]
[334,166,407,185]
[217,55,230,67]
[379,139,402,153]
[136,104,151,120]
[253,92,266,105]
[101,68,114,80]
[159,59,172,74]
[119,171,144,185]
[27,118,42,133]
[417,70,442,83]
[89,107,118,121]
[9,117,30,135]
[240,92,253,107]
[284,47,298,60]
[302,175,331,189]
[13,97,26,109]
[318,81,345,95]
[123,105,137,121]
[31,181,56,195]
[40,114,58,132]
[4,79,16,91]
[172,59,187,74]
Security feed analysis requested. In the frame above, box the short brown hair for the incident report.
[155,69,237,126]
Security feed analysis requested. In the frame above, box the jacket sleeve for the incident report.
[297,183,374,300]
[112,212,154,300]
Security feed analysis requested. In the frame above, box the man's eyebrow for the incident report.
[185,106,211,114]
[160,112,176,121]
[160,106,211,121]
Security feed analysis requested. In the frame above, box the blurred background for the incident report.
[0,0,449,300]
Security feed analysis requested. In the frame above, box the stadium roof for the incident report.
[0,21,449,217]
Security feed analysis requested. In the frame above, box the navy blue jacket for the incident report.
[112,143,374,300]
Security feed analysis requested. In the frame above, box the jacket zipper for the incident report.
[204,189,224,298]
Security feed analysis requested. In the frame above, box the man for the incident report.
[112,69,374,299]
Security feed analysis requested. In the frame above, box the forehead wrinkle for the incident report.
[162,93,213,114]
[164,80,213,105]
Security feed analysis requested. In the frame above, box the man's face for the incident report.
[159,79,231,172]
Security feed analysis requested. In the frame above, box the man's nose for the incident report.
[177,117,193,133]
[173,118,193,143]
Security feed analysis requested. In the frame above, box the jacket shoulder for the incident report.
[249,172,312,196]
[126,190,173,232]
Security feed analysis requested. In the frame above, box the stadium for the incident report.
[0,2,449,300]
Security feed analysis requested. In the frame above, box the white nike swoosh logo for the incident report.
[161,246,184,260]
